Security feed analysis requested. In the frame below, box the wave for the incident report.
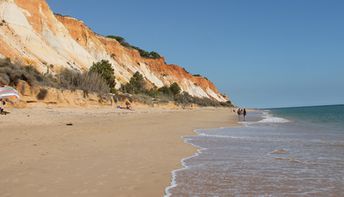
[164,111,290,196]
[258,111,290,123]
[198,132,247,139]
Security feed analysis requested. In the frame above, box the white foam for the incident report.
[258,111,290,123]
[198,132,245,139]
[258,117,290,123]
[164,111,289,196]
[163,142,204,196]
[164,129,208,197]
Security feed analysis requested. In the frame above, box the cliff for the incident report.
[0,0,228,102]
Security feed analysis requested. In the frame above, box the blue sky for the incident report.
[47,0,344,108]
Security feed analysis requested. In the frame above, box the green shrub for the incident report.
[174,92,194,105]
[146,87,159,98]
[107,35,161,59]
[192,74,208,81]
[107,35,125,43]
[0,72,10,85]
[155,94,171,103]
[0,58,231,107]
[130,72,146,93]
[174,91,232,107]
[59,69,110,94]
[37,88,48,100]
[131,93,154,105]
[169,82,181,96]
[0,58,110,95]
[220,101,233,107]
[107,35,131,48]
[90,60,116,93]
[121,71,146,94]
[156,83,181,98]
[182,68,190,74]
[158,86,173,96]
[192,97,221,107]
[0,58,55,87]
[132,46,161,59]
[148,51,161,59]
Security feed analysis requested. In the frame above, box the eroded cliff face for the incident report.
[0,0,228,102]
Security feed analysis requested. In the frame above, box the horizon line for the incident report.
[261,103,344,110]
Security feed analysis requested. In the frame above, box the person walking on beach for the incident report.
[237,108,241,121]
[243,108,247,121]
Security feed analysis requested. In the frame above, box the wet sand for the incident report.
[0,106,237,197]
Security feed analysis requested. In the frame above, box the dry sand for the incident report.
[0,106,237,197]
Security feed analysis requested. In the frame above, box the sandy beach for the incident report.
[0,106,237,197]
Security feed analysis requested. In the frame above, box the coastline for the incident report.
[165,112,256,196]
[164,129,214,197]
[165,107,344,196]
[0,106,237,197]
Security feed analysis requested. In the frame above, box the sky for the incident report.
[47,0,344,108]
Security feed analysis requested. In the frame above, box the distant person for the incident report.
[125,100,132,110]
[0,99,6,114]
[237,108,241,120]
[243,108,247,121]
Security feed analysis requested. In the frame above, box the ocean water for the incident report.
[165,105,344,197]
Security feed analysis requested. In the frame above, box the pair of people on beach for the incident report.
[116,100,133,110]
[237,108,247,121]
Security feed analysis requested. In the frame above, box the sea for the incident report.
[165,105,344,197]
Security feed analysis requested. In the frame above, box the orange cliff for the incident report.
[0,0,228,102]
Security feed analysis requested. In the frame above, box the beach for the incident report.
[0,106,237,197]
[166,106,344,196]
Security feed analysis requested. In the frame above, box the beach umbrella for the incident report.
[0,86,20,100]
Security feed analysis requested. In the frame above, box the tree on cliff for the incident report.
[90,60,116,93]
[157,86,172,96]
[106,35,131,48]
[148,51,161,59]
[121,71,146,94]
[157,83,181,97]
[107,35,161,59]
[169,82,181,96]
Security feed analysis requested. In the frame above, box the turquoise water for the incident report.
[165,105,344,196]
[270,104,344,129]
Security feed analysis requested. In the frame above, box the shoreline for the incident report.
[164,126,244,197]
[164,109,262,196]
[163,107,344,196]
[0,106,237,196]
[164,129,210,197]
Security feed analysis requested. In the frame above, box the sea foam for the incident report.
[258,111,290,123]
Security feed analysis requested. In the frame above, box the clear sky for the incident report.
[47,0,344,108]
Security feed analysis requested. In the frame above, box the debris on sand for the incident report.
[270,149,288,154]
